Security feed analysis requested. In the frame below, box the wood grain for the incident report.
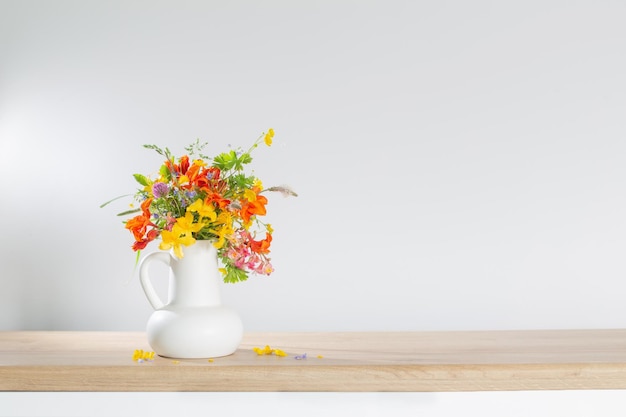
[2,330,626,391]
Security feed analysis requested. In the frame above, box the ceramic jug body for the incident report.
[139,240,243,358]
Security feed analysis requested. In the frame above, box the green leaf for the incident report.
[239,152,252,166]
[134,250,142,269]
[223,266,249,283]
[133,174,150,186]
[159,164,171,181]
[99,194,133,208]
[143,144,165,156]
[231,173,255,189]
[227,150,238,170]
[231,152,250,171]
[214,150,237,171]
[116,208,141,216]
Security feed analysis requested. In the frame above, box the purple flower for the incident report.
[152,182,169,198]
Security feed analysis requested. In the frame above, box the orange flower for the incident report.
[126,215,151,241]
[140,198,152,215]
[165,156,213,190]
[197,167,224,194]
[205,191,230,210]
[240,194,268,224]
[250,233,272,254]
[125,198,157,250]
[206,166,221,180]
[185,160,214,190]
[175,155,190,176]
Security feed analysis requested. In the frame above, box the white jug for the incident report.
[139,240,243,358]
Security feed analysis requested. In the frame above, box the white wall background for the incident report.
[1,0,626,334]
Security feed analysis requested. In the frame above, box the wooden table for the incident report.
[2,330,626,392]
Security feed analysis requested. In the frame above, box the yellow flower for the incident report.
[187,199,217,222]
[159,216,202,258]
[193,159,207,167]
[243,189,257,202]
[177,212,205,233]
[266,224,274,234]
[213,212,234,249]
[263,128,274,146]
[216,211,233,227]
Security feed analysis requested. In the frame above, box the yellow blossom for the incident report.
[263,128,274,146]
[193,159,207,167]
[243,189,257,202]
[213,212,234,249]
[274,349,288,357]
[187,199,217,222]
[177,211,205,233]
[159,216,202,258]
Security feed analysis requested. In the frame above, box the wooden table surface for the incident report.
[2,330,626,392]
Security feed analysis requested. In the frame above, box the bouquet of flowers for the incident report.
[103,129,296,283]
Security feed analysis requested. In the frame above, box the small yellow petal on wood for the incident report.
[253,345,277,355]
[133,349,155,361]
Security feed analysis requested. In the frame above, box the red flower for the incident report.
[250,233,272,254]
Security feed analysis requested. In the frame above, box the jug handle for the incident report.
[139,252,171,310]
